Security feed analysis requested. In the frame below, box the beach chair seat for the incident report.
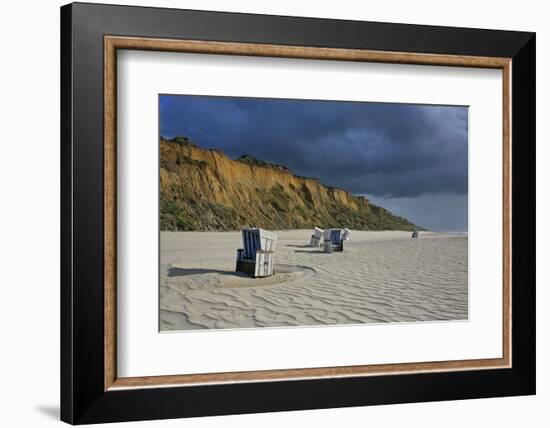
[309,227,323,247]
[236,228,278,277]
[323,228,344,253]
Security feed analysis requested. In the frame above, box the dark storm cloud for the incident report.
[159,95,468,230]
[160,95,467,199]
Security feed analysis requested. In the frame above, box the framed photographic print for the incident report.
[60,2,535,424]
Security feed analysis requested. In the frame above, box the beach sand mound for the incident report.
[168,262,314,289]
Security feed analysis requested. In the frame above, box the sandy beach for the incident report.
[160,230,468,331]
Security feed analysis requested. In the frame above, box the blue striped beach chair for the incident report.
[235,228,278,277]
[323,228,344,253]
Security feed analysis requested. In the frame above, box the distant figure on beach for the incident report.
[412,230,419,238]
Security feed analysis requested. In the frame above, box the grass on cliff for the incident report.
[159,136,422,232]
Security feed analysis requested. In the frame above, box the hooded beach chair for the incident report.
[235,228,278,277]
[343,228,351,241]
[309,227,324,247]
[323,228,344,253]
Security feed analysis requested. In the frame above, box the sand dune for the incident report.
[160,230,468,331]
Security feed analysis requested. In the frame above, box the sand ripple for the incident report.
[160,231,468,331]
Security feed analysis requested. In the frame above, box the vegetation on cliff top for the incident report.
[160,136,422,232]
[236,154,292,173]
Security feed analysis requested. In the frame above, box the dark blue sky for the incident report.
[160,95,468,231]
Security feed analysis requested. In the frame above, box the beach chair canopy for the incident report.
[313,227,323,239]
[241,228,277,259]
[323,228,342,242]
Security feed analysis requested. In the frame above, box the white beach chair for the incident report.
[343,228,351,241]
[309,227,324,247]
[323,228,344,253]
[236,228,278,277]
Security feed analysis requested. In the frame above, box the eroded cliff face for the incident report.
[160,137,419,231]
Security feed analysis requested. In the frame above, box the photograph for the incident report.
[159,95,469,331]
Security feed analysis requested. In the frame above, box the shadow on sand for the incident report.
[168,267,245,277]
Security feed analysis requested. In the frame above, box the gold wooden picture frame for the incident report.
[104,36,511,391]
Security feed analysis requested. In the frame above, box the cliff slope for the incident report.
[160,137,420,231]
